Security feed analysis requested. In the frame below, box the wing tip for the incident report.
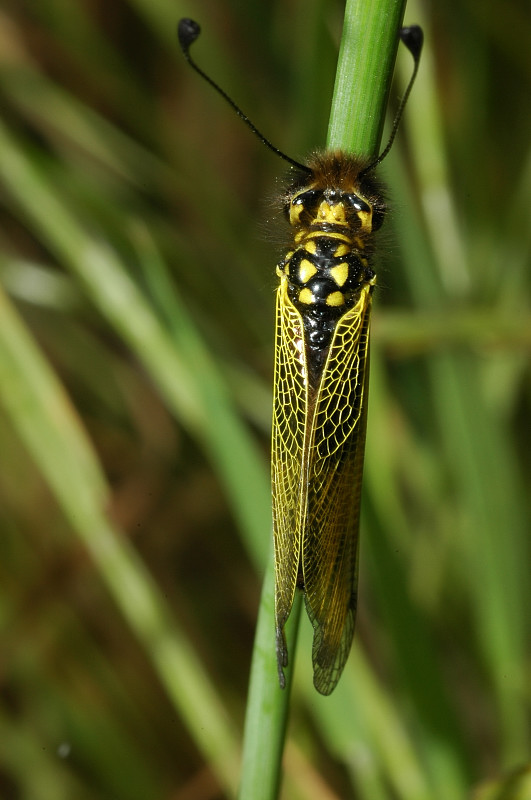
[310,603,356,695]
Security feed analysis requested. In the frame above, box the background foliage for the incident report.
[0,0,530,798]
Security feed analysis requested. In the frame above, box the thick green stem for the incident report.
[328,0,407,156]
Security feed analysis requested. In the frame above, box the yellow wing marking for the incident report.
[303,284,372,694]
[271,276,307,679]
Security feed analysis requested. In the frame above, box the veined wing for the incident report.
[303,284,372,695]
[271,276,308,682]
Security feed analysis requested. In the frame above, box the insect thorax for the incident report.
[277,152,384,358]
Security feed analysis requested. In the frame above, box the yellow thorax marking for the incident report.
[334,243,349,257]
[326,291,345,307]
[299,259,317,284]
[298,287,314,304]
[329,262,349,287]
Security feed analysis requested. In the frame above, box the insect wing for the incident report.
[271,277,307,681]
[303,284,372,695]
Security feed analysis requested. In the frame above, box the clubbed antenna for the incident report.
[178,18,311,174]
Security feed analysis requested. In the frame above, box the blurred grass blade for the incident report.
[0,710,92,800]
[397,0,469,296]
[129,221,271,567]
[392,0,530,764]
[306,640,433,800]
[0,118,271,570]
[472,764,531,800]
[0,262,240,795]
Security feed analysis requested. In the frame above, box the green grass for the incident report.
[0,0,530,798]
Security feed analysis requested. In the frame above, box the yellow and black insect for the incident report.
[179,18,422,695]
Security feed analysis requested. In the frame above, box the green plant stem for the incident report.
[328,0,407,156]
[0,281,241,794]
[238,559,302,800]
[238,1,408,797]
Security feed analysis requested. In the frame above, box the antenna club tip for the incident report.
[400,25,424,60]
[177,18,201,54]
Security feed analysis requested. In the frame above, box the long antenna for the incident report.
[359,25,423,179]
[179,19,422,178]
[178,18,311,174]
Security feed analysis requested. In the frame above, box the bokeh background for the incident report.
[0,0,530,798]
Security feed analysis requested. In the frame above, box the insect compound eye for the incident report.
[345,194,371,214]
[343,193,380,231]
[371,206,385,231]
[289,188,321,226]
[292,188,320,210]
